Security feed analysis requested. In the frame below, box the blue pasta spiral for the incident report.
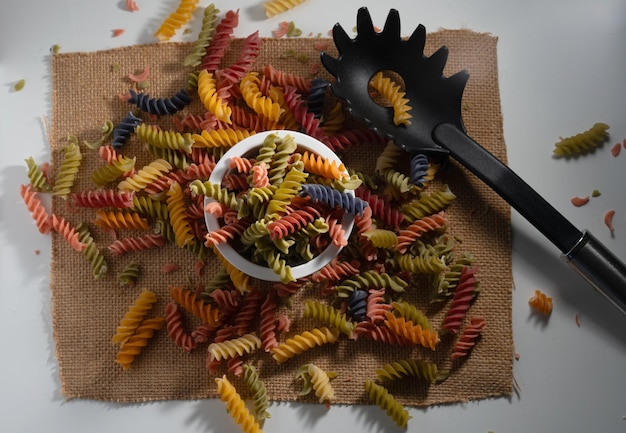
[299,183,368,216]
[112,111,143,149]
[347,289,368,322]
[409,153,429,188]
[127,88,192,115]
[307,78,329,119]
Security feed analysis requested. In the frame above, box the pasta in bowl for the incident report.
[201,130,361,282]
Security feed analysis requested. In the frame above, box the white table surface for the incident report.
[1,1,625,432]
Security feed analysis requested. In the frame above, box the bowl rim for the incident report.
[204,130,355,281]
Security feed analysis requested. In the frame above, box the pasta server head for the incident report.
[321,7,469,156]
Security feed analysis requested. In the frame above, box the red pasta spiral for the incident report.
[321,128,386,152]
[204,217,252,247]
[262,64,311,93]
[355,186,404,230]
[282,86,327,141]
[219,31,262,84]
[222,172,250,190]
[396,211,447,253]
[450,316,486,360]
[191,322,217,343]
[209,288,242,318]
[311,257,360,283]
[354,205,377,261]
[165,301,197,352]
[232,288,263,336]
[108,233,166,256]
[20,184,52,234]
[199,9,239,72]
[259,290,278,352]
[272,280,305,297]
[351,321,413,346]
[267,206,321,240]
[441,266,480,335]
[71,189,135,208]
[366,288,393,324]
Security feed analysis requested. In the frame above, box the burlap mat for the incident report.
[50,32,512,406]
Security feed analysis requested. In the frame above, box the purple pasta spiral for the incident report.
[127,88,192,115]
[409,153,429,188]
[299,183,368,216]
[306,78,329,119]
[347,289,368,322]
[112,111,143,149]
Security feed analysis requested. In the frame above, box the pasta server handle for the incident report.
[434,122,626,314]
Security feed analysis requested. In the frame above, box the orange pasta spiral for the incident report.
[528,289,553,315]
[396,211,447,253]
[94,210,149,231]
[115,317,165,370]
[301,151,345,180]
[169,285,219,326]
[383,311,440,350]
[20,184,52,234]
[51,214,86,252]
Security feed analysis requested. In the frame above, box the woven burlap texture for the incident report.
[50,33,513,406]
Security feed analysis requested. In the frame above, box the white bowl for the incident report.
[204,130,355,282]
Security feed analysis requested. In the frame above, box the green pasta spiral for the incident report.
[242,364,271,421]
[375,358,440,382]
[364,380,411,428]
[303,300,356,337]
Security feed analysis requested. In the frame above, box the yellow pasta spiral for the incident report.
[208,333,262,361]
[115,317,165,370]
[263,0,307,18]
[166,181,195,247]
[369,71,412,126]
[111,289,158,345]
[153,0,199,42]
[240,72,284,122]
[197,69,232,123]
[271,327,340,363]
[307,363,335,403]
[215,375,262,433]
[191,128,254,149]
[118,159,173,192]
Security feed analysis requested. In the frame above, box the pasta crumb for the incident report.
[604,209,616,234]
[570,196,589,207]
[112,29,125,38]
[611,142,622,157]
[13,79,25,92]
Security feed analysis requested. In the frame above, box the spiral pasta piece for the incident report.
[165,301,197,352]
[451,316,486,360]
[127,89,192,116]
[165,181,195,247]
[153,0,199,42]
[192,128,254,149]
[199,9,239,72]
[112,289,158,345]
[383,311,440,350]
[263,0,307,17]
[208,333,262,361]
[240,72,283,122]
[390,301,432,331]
[271,327,340,363]
[117,261,139,287]
[71,189,135,208]
[112,111,143,149]
[369,71,412,126]
[528,289,553,315]
[20,184,52,234]
[303,300,356,337]
[361,229,398,249]
[306,363,335,403]
[169,285,219,326]
[364,380,411,428]
[109,233,166,256]
[136,123,194,153]
[301,151,345,180]
[94,210,148,231]
[335,271,408,298]
[396,211,447,253]
[265,166,308,218]
[354,186,403,229]
[440,266,480,335]
[24,156,51,192]
[118,159,172,192]
[197,69,232,123]
[184,3,220,67]
[401,184,456,222]
[91,155,136,186]
[299,184,368,217]
[52,141,82,199]
[553,122,609,157]
[48,214,85,252]
[215,375,262,433]
[115,317,165,370]
[75,222,108,279]
[376,358,439,382]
